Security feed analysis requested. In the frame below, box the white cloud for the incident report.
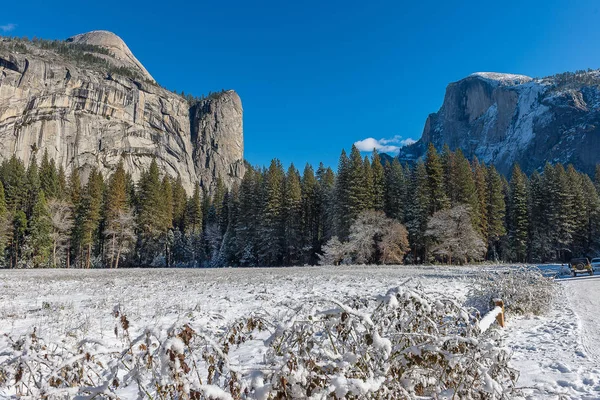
[354,135,416,154]
[0,23,17,32]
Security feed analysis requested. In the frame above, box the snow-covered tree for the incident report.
[104,209,136,269]
[317,236,346,265]
[508,165,529,262]
[427,205,486,264]
[371,149,385,212]
[320,210,409,265]
[48,199,73,268]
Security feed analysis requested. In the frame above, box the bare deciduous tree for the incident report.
[317,236,347,265]
[48,199,74,268]
[426,205,486,264]
[105,209,136,269]
[379,222,410,264]
[320,211,410,265]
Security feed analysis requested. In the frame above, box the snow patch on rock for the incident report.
[470,72,533,86]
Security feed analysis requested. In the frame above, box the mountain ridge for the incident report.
[0,31,244,193]
[398,69,600,175]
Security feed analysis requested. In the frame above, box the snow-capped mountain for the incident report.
[399,70,600,175]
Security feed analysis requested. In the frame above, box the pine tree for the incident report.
[346,145,369,229]
[137,159,165,265]
[440,144,455,203]
[28,191,52,267]
[236,166,261,266]
[453,150,478,210]
[580,173,600,255]
[528,170,549,261]
[2,155,27,211]
[39,150,59,199]
[371,150,385,212]
[301,164,319,263]
[424,143,449,215]
[0,181,10,260]
[212,178,227,229]
[186,185,203,234]
[11,211,27,268]
[362,155,374,210]
[472,157,489,239]
[283,164,302,265]
[508,165,529,262]
[405,161,429,262]
[57,165,67,199]
[259,159,285,266]
[75,168,104,268]
[105,161,129,268]
[171,175,187,231]
[566,165,587,256]
[160,176,174,232]
[68,168,82,205]
[334,149,351,240]
[545,164,573,260]
[486,165,506,260]
[161,176,174,266]
[25,154,40,218]
[317,163,335,244]
[185,184,203,266]
[384,158,406,222]
[105,161,128,225]
[218,183,240,267]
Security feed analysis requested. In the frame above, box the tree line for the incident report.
[1,143,599,268]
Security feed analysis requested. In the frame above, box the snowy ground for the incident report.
[0,265,598,398]
[506,273,600,399]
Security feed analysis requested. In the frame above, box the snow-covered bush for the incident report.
[317,236,346,265]
[426,205,486,264]
[319,210,410,265]
[252,286,517,399]
[0,287,518,399]
[0,308,243,399]
[468,266,557,316]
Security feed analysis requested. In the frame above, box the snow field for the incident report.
[0,265,598,398]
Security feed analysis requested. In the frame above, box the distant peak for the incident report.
[67,30,154,82]
[67,30,126,48]
[468,72,533,85]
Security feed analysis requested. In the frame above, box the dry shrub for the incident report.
[468,266,557,316]
[0,287,518,399]
[253,286,518,399]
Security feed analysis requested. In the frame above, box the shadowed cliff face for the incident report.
[400,71,600,176]
[0,32,244,194]
[191,91,244,192]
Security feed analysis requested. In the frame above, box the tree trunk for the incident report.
[110,234,116,269]
[115,246,122,269]
[14,239,19,269]
[85,243,91,269]
[53,241,57,268]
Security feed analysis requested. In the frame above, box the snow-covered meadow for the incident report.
[0,265,598,399]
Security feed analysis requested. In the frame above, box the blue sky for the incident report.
[2,0,600,169]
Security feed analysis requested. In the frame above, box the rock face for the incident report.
[67,30,155,83]
[400,71,600,175]
[0,32,244,193]
[191,91,244,189]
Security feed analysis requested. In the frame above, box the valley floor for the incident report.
[0,265,598,399]
[507,273,600,399]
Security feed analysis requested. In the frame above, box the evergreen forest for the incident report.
[1,143,599,268]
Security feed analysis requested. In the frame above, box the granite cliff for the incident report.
[0,30,244,193]
[400,71,600,175]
